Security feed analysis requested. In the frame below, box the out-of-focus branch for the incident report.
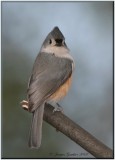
[43,103,113,158]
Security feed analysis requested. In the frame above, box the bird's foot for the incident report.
[53,103,64,114]
[20,100,29,111]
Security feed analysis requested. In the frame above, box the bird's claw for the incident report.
[53,104,64,113]
[20,100,29,111]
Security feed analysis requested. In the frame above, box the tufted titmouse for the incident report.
[21,26,74,149]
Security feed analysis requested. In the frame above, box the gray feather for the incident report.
[28,103,44,148]
[27,52,73,112]
[50,26,65,40]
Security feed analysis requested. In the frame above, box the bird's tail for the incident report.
[28,104,44,149]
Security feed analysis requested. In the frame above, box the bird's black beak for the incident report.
[55,39,63,46]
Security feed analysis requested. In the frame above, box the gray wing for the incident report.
[27,52,73,112]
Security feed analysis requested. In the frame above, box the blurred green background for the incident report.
[2,1,113,158]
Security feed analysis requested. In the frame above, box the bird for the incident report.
[21,26,74,149]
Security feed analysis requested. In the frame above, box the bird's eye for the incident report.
[49,39,52,44]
